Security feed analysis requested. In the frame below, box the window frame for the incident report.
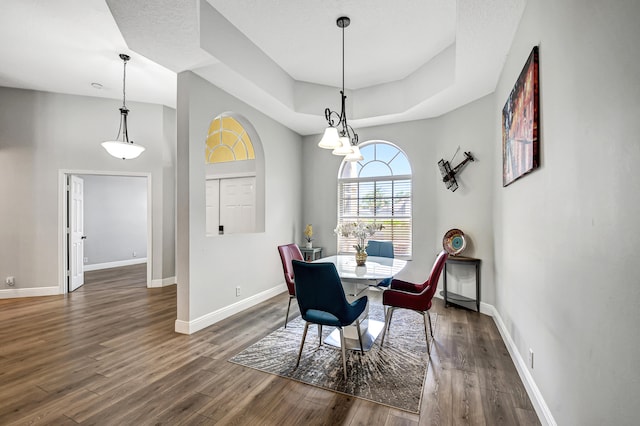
[336,141,413,259]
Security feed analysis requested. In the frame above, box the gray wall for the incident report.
[81,175,147,266]
[0,87,176,289]
[492,0,640,424]
[176,71,302,322]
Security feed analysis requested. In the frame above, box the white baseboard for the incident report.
[84,258,147,271]
[486,305,557,426]
[150,276,176,288]
[175,283,287,335]
[0,286,60,299]
[433,292,492,316]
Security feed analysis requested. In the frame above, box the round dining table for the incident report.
[313,254,408,351]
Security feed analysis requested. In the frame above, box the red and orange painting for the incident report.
[502,46,539,186]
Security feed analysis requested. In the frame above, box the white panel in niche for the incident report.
[206,179,220,236]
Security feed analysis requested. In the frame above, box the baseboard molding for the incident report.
[433,292,493,316]
[0,286,60,299]
[486,304,557,426]
[150,276,176,288]
[84,258,147,271]
[175,283,287,335]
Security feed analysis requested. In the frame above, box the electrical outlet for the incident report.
[235,286,241,297]
[6,276,15,286]
[528,348,534,369]
[83,257,88,264]
[132,251,137,258]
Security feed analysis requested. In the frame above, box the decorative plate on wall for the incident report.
[443,228,466,256]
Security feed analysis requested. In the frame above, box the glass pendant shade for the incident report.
[332,136,354,156]
[102,53,145,160]
[344,144,363,162]
[101,140,146,160]
[318,126,341,149]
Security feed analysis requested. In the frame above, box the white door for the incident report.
[69,175,85,291]
[220,177,256,234]
[206,179,220,236]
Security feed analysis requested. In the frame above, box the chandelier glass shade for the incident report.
[101,54,145,160]
[344,144,363,162]
[332,136,353,156]
[317,126,341,149]
[318,17,359,160]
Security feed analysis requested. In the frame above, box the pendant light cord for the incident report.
[342,22,345,95]
[115,54,131,143]
[122,58,127,108]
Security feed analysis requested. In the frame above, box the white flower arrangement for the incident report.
[334,221,383,253]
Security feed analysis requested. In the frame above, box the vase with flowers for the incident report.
[304,224,313,249]
[334,221,383,266]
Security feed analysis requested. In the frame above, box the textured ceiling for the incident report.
[0,0,525,136]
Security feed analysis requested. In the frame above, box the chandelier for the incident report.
[101,54,146,160]
[317,16,362,162]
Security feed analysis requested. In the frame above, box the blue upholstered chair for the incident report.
[366,240,394,287]
[292,260,368,379]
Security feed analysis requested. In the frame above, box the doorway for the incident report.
[59,170,152,294]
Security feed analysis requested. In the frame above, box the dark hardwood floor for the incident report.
[0,264,539,425]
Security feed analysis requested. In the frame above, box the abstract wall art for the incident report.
[502,46,539,186]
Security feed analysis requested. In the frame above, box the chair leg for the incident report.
[356,321,364,352]
[318,324,323,346]
[284,297,293,328]
[380,307,395,346]
[427,310,434,338]
[296,322,310,368]
[339,327,347,380]
[422,313,431,355]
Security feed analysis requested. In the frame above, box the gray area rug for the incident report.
[229,303,436,413]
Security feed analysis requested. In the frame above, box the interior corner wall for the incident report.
[0,87,176,291]
[432,94,496,304]
[301,94,495,296]
[176,71,302,325]
[493,1,640,424]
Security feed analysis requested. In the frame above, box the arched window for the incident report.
[337,141,412,257]
[205,115,255,163]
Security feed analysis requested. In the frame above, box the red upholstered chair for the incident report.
[380,251,448,354]
[277,244,304,328]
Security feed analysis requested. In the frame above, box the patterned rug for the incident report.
[229,303,436,413]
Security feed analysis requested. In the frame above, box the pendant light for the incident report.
[101,54,145,160]
[318,16,359,156]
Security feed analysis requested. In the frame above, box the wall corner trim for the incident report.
[174,283,287,335]
[150,276,176,288]
[487,304,557,426]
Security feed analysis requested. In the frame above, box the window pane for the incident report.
[337,142,413,257]
[375,143,398,164]
[360,144,375,161]
[390,154,412,176]
[360,161,391,178]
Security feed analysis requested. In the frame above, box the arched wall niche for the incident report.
[204,112,265,234]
